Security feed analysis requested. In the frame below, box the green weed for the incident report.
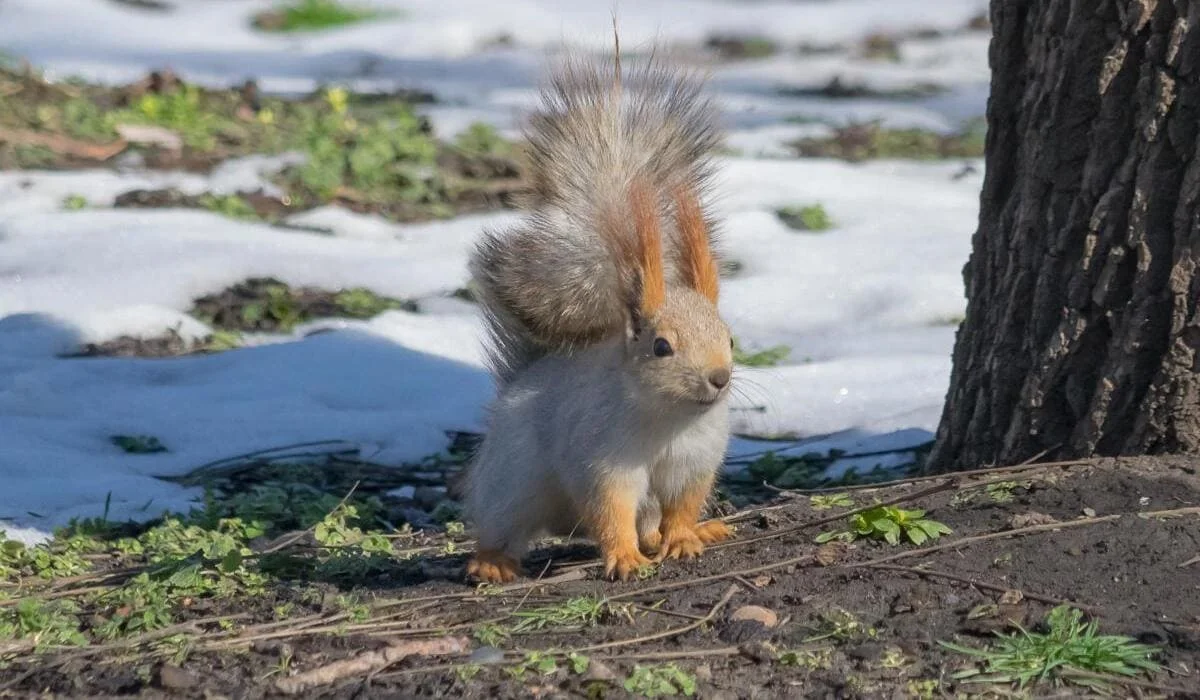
[334,287,408,318]
[256,0,384,33]
[744,450,897,491]
[111,84,225,150]
[110,435,167,454]
[289,89,441,209]
[567,652,590,674]
[453,122,511,157]
[624,663,697,697]
[793,121,987,161]
[951,480,1029,507]
[473,622,510,647]
[940,606,1161,691]
[201,330,244,352]
[816,504,951,546]
[511,596,606,633]
[733,339,790,367]
[1,538,89,581]
[809,493,855,510]
[199,194,259,221]
[804,608,877,643]
[778,647,832,669]
[0,599,88,649]
[506,651,558,679]
[777,204,833,232]
[62,194,88,210]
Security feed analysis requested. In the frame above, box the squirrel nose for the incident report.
[708,367,731,390]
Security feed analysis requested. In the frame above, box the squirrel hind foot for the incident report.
[655,527,705,562]
[638,529,663,555]
[694,519,732,545]
[466,550,523,584]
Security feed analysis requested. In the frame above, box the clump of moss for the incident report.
[777,204,833,232]
[253,0,387,33]
[792,121,986,161]
[190,278,415,334]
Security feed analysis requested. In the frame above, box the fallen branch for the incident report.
[722,480,957,543]
[864,563,1100,612]
[608,556,814,601]
[846,506,1200,569]
[274,636,469,695]
[0,127,126,161]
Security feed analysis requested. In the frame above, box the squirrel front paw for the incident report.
[467,550,523,584]
[604,546,653,581]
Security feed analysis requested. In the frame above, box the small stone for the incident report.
[694,663,713,681]
[156,664,200,690]
[721,606,780,643]
[731,605,779,628]
[750,574,773,588]
[1008,511,1058,529]
[583,660,617,682]
[469,646,505,665]
[1082,507,1097,517]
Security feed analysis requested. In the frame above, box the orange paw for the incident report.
[694,519,731,544]
[466,550,522,584]
[639,528,663,554]
[604,545,653,581]
[656,528,705,561]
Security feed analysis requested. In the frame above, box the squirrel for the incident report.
[462,40,734,583]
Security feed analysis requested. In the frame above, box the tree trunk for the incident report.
[928,0,1200,471]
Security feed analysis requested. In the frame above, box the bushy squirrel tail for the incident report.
[469,35,722,385]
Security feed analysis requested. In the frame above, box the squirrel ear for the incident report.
[630,181,666,318]
[674,185,719,304]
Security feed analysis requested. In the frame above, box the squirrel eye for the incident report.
[652,337,674,357]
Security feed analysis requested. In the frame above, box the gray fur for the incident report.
[469,54,723,384]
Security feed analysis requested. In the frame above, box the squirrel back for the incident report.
[469,49,723,385]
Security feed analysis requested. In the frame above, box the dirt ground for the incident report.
[3,455,1198,699]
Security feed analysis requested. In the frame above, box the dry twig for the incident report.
[274,636,469,695]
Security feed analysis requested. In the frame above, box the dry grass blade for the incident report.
[570,584,738,654]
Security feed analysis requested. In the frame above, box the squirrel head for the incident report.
[616,182,733,407]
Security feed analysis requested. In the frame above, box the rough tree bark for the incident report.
[928,0,1200,471]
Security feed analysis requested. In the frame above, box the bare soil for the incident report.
[4,456,1199,699]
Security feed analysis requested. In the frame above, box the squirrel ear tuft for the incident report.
[674,185,719,303]
[630,181,666,318]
